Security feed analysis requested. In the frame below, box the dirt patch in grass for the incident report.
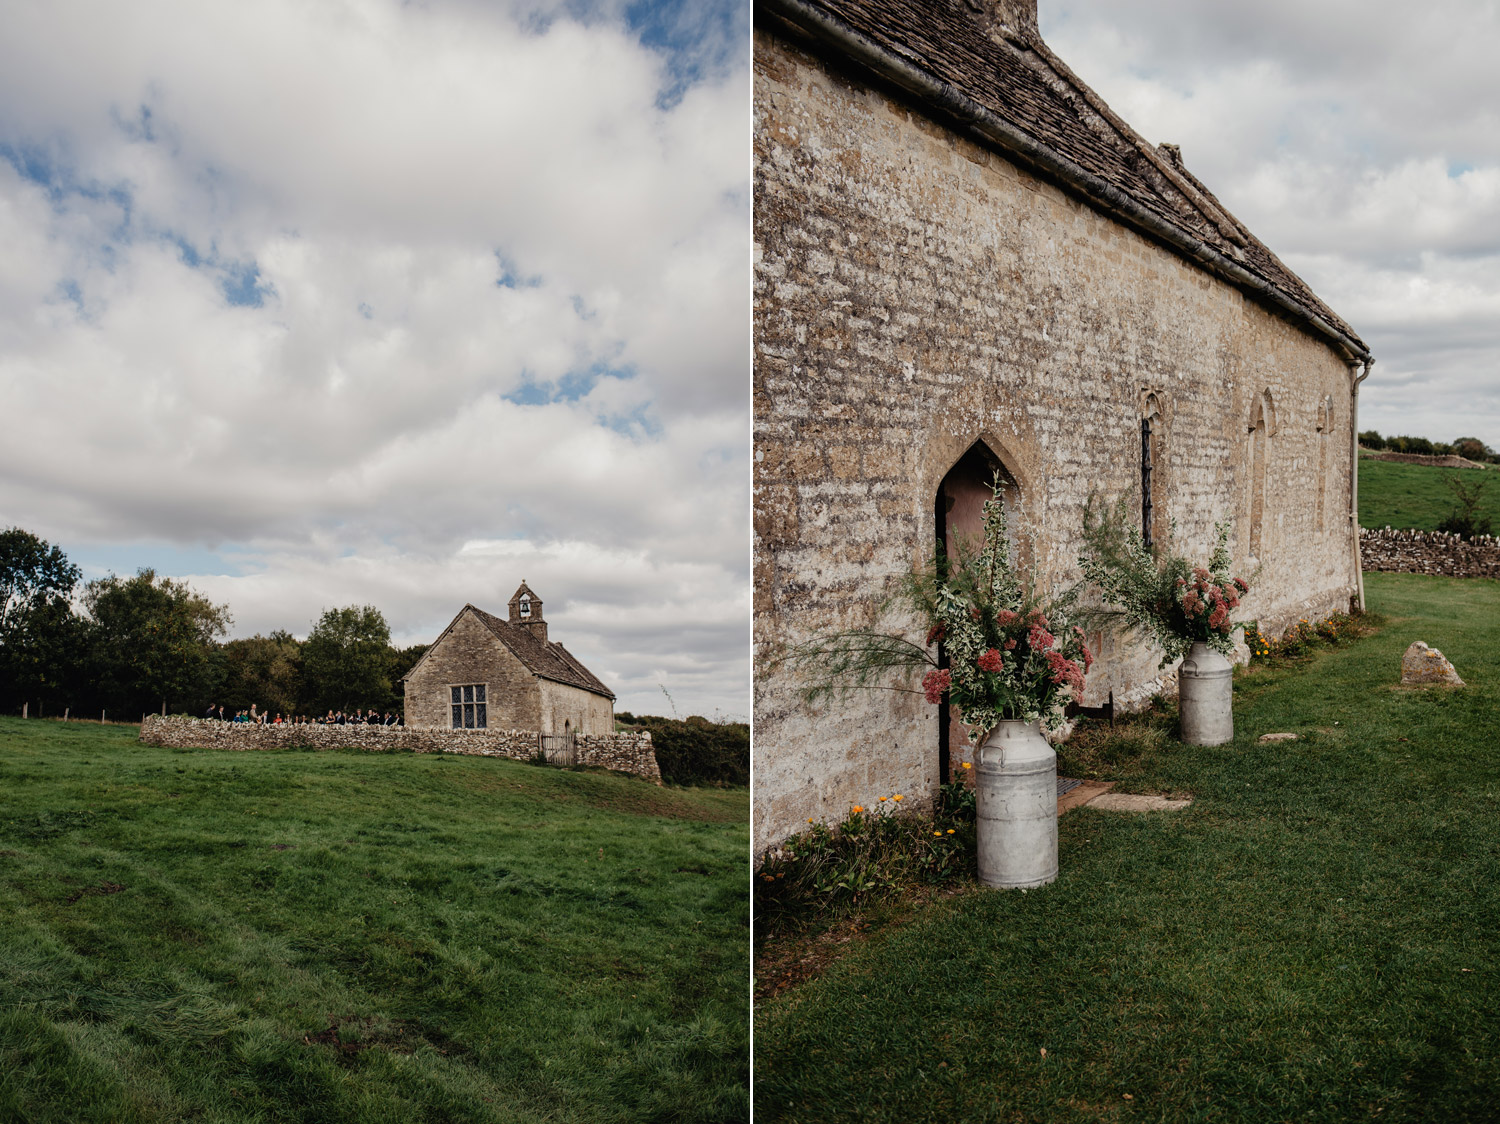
[755,883,973,1007]
[65,880,125,904]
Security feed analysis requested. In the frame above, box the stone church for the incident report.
[753,0,1374,850]
[402,582,615,736]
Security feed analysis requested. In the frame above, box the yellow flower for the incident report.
[934,830,943,836]
[947,829,955,834]
[808,818,815,823]
[878,796,888,802]
[851,805,864,814]
[961,762,973,770]
[893,794,904,802]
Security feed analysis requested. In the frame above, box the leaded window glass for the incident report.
[450,684,487,729]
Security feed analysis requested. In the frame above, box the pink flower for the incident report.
[995,609,1019,627]
[1028,609,1049,630]
[922,668,951,704]
[1208,604,1229,631]
[1045,650,1085,694]
[925,623,946,647]
[1193,568,1211,584]
[1003,638,1017,650]
[1233,576,1249,594]
[1028,626,1054,651]
[1182,591,1203,616]
[977,648,1004,674]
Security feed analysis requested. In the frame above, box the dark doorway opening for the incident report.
[934,441,1015,785]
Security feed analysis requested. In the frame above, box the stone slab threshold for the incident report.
[1057,779,1192,815]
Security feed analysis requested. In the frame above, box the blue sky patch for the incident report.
[503,361,637,406]
[495,251,542,288]
[221,259,271,308]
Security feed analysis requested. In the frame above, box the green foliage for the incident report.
[1078,495,1249,666]
[0,528,80,634]
[1243,610,1366,663]
[1359,456,1500,531]
[301,605,392,713]
[931,495,1090,733]
[220,630,304,716]
[82,569,230,716]
[756,784,976,930]
[755,573,1500,1121]
[0,530,85,715]
[1435,472,1494,539]
[0,719,749,1122]
[615,712,748,786]
[1359,429,1386,449]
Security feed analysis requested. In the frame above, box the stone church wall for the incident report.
[139,715,661,782]
[753,29,1361,852]
[538,678,615,736]
[404,611,541,730]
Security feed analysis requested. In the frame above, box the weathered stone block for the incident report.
[1400,642,1465,687]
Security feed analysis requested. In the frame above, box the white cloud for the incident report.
[0,0,749,719]
[1044,0,1500,448]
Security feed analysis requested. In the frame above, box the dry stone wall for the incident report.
[1360,528,1500,579]
[139,716,661,783]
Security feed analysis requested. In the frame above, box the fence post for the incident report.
[63,708,69,721]
[21,703,27,719]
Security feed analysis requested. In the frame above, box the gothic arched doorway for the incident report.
[934,440,1017,784]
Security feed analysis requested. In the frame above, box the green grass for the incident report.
[754,571,1500,1122]
[1359,454,1500,531]
[0,724,749,1123]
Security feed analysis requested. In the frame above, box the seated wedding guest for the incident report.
[335,711,346,725]
[366,709,379,724]
[205,703,217,720]
[273,713,283,725]
[382,711,395,726]
[218,705,226,721]
[325,710,335,724]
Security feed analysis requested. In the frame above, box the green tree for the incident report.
[386,643,429,714]
[1358,430,1385,450]
[1452,436,1495,463]
[302,605,392,713]
[0,529,85,714]
[1436,473,1494,540]
[84,570,231,717]
[221,630,304,716]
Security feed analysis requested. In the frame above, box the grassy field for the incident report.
[1359,453,1500,531]
[754,571,1500,1122]
[0,723,749,1123]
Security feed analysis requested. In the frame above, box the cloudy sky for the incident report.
[0,0,749,719]
[1043,0,1500,449]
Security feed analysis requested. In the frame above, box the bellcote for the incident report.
[507,580,547,642]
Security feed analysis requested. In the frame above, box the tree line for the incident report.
[1359,432,1497,463]
[0,528,426,721]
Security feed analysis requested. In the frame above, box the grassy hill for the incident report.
[1359,453,1500,531]
[754,571,1500,1120]
[0,722,748,1123]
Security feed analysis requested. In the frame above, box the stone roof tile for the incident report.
[761,0,1367,356]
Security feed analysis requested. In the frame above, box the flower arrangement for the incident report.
[779,484,1091,737]
[1077,496,1250,666]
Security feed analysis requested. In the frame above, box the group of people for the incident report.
[204,704,403,727]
